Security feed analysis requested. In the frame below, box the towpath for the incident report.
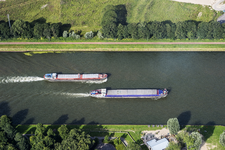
[1,42,225,44]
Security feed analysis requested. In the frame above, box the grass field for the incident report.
[0,0,221,33]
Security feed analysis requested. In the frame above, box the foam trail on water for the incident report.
[0,76,44,83]
[61,92,90,98]
[85,78,107,84]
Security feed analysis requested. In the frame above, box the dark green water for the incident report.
[0,52,225,125]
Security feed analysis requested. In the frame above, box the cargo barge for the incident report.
[90,88,168,98]
[44,73,107,82]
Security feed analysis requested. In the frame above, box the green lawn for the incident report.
[0,0,220,33]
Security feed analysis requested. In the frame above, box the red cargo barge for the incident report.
[44,73,107,82]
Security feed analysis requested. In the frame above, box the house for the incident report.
[146,138,169,150]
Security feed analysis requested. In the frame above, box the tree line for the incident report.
[0,115,94,150]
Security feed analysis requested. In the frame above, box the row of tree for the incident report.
[103,21,225,40]
[1,19,225,41]
[0,20,60,39]
[0,115,94,150]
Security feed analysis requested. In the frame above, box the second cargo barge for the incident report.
[90,88,168,99]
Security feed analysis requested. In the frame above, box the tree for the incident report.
[0,131,7,144]
[197,22,209,39]
[123,25,129,38]
[11,19,28,38]
[0,115,11,128]
[34,23,44,38]
[50,23,60,38]
[138,22,148,39]
[125,142,141,150]
[0,22,10,39]
[186,21,197,39]
[117,24,124,40]
[190,132,202,150]
[167,118,180,135]
[211,21,223,39]
[127,23,139,39]
[35,123,46,135]
[166,141,181,150]
[55,128,93,150]
[184,132,202,150]
[101,5,118,38]
[58,125,69,140]
[43,23,51,40]
[175,22,186,39]
[165,23,176,39]
[14,133,30,150]
[220,131,225,147]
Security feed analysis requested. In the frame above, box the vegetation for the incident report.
[0,0,219,33]
[167,118,180,135]
[220,131,225,147]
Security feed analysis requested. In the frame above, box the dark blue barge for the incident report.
[90,88,168,99]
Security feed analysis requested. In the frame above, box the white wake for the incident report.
[0,76,44,83]
[61,92,90,98]
[85,78,107,84]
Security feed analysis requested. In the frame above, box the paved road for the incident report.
[1,42,225,44]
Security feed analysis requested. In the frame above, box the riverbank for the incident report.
[15,124,225,150]
[1,43,225,52]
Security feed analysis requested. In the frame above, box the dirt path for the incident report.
[1,42,225,44]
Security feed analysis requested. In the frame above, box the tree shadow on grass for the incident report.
[200,121,215,142]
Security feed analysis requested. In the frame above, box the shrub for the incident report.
[63,31,68,38]
[220,132,225,147]
[84,31,93,39]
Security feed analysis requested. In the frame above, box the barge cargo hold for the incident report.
[44,73,107,82]
[90,88,168,98]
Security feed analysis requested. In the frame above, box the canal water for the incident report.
[0,52,225,125]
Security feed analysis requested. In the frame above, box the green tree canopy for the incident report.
[11,19,29,38]
[167,118,180,135]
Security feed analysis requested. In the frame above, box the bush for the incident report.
[103,135,109,143]
[84,31,93,39]
[220,132,225,147]
[63,31,68,38]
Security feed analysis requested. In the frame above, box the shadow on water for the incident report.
[0,101,11,117]
[53,114,69,124]
[23,118,35,124]
[177,111,191,129]
[12,109,29,124]
[71,117,85,124]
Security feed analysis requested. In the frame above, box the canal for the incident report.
[0,52,224,125]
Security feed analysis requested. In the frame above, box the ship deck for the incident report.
[106,89,159,97]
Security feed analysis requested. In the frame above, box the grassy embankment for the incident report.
[15,124,225,150]
[0,0,221,34]
[1,41,225,53]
